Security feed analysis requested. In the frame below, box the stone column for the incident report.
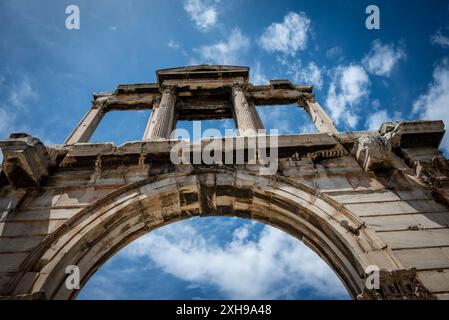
[231,84,264,136]
[65,106,105,145]
[144,86,178,140]
[303,99,338,134]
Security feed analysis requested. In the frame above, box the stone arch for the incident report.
[11,168,402,300]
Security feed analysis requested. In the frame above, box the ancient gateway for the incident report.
[1,65,449,300]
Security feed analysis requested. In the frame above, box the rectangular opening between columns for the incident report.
[89,110,151,145]
[257,105,318,135]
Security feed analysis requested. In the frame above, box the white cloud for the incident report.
[287,61,323,88]
[365,110,390,131]
[251,61,268,84]
[325,65,370,128]
[0,75,35,139]
[7,78,37,109]
[362,40,406,77]
[259,12,311,56]
[168,40,180,49]
[413,59,449,151]
[0,107,13,162]
[258,107,294,134]
[326,46,343,60]
[431,30,449,49]
[257,106,319,135]
[192,28,250,65]
[184,0,219,31]
[123,220,347,299]
[0,109,11,136]
[300,123,319,134]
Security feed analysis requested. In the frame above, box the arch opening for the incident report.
[77,216,351,300]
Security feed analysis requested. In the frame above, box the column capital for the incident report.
[231,82,247,92]
[297,95,308,107]
[91,94,112,109]
[297,93,316,107]
[160,85,178,95]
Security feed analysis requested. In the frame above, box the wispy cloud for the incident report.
[251,61,268,84]
[326,46,343,60]
[413,58,449,151]
[7,78,37,109]
[0,108,13,139]
[259,12,311,56]
[287,61,323,88]
[431,30,449,49]
[0,74,37,139]
[325,65,370,128]
[260,105,319,135]
[362,40,406,77]
[323,40,404,129]
[192,28,250,65]
[184,0,219,31]
[122,220,347,299]
[365,109,402,131]
[168,40,180,50]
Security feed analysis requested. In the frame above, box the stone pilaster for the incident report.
[231,84,264,136]
[144,86,178,140]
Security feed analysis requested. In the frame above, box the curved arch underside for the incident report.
[1,166,448,300]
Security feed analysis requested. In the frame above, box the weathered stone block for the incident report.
[0,133,51,188]
[352,134,391,171]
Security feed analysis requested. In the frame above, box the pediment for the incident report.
[157,65,249,83]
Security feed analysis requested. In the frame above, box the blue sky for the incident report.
[78,217,349,300]
[1,0,449,299]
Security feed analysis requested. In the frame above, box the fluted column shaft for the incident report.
[303,99,338,134]
[65,106,105,144]
[144,86,177,140]
[231,84,264,136]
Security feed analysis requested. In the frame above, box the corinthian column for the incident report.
[144,86,178,140]
[231,84,264,136]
